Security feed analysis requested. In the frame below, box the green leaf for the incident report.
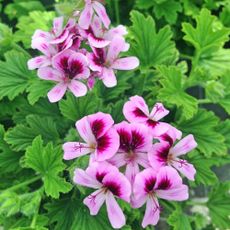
[0,50,34,100]
[25,136,72,198]
[205,80,225,102]
[207,182,230,229]
[216,119,230,148]
[0,23,15,55]
[220,2,230,27]
[157,65,198,119]
[167,205,192,230]
[45,198,113,230]
[129,11,178,70]
[177,109,227,157]
[182,8,229,53]
[135,0,155,9]
[15,11,55,48]
[5,115,60,151]
[153,0,182,24]
[59,92,101,121]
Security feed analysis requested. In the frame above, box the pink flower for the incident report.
[87,36,139,87]
[79,0,111,30]
[38,49,89,102]
[108,121,152,184]
[123,95,173,137]
[63,112,119,161]
[74,162,131,229]
[148,131,197,180]
[132,166,189,228]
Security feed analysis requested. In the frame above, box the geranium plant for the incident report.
[0,0,230,229]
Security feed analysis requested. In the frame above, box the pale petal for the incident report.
[142,197,160,228]
[32,29,51,41]
[131,193,147,208]
[171,159,196,181]
[88,33,110,48]
[50,29,69,44]
[84,190,106,215]
[87,52,103,72]
[106,192,126,229]
[112,57,139,70]
[93,1,111,29]
[53,17,64,35]
[146,121,169,137]
[75,116,96,144]
[32,38,55,56]
[47,82,67,103]
[125,162,140,185]
[68,80,87,97]
[150,103,169,121]
[136,152,151,168]
[27,56,51,70]
[79,4,93,29]
[170,134,197,157]
[101,68,117,88]
[63,142,93,160]
[108,152,126,168]
[73,168,101,189]
[37,67,62,81]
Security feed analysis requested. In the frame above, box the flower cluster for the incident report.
[27,0,139,103]
[63,95,197,229]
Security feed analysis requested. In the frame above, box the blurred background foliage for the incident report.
[0,0,230,229]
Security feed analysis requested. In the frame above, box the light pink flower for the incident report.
[87,36,139,87]
[148,131,197,180]
[79,0,111,30]
[74,162,131,229]
[132,166,189,228]
[38,49,89,102]
[108,121,152,185]
[123,95,174,137]
[63,112,119,161]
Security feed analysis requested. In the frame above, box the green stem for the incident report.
[198,99,212,104]
[114,0,120,24]
[30,214,38,228]
[180,53,193,60]
[5,176,41,192]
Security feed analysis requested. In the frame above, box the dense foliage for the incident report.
[0,0,230,229]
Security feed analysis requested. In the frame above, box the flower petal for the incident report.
[50,29,69,44]
[171,159,196,181]
[95,128,120,161]
[93,1,111,29]
[111,57,139,70]
[68,80,88,97]
[108,152,126,168]
[63,142,93,160]
[79,4,93,29]
[88,33,110,48]
[145,121,169,137]
[75,116,96,144]
[84,189,106,215]
[150,103,169,121]
[52,17,64,35]
[88,112,114,138]
[123,95,149,123]
[73,168,101,189]
[47,82,67,103]
[101,68,117,88]
[125,162,140,185]
[170,134,197,157]
[142,197,160,228]
[27,56,51,70]
[37,67,62,81]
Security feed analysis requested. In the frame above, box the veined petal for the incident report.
[37,67,62,82]
[79,4,93,29]
[50,29,69,44]
[95,128,119,161]
[111,57,139,70]
[123,95,149,123]
[103,171,131,202]
[105,25,128,40]
[148,142,170,170]
[75,116,96,144]
[171,159,196,181]
[131,192,147,208]
[87,52,103,72]
[32,29,51,41]
[63,142,93,160]
[47,82,67,103]
[108,152,126,168]
[74,168,101,189]
[84,189,106,215]
[32,38,54,56]
[93,1,111,29]
[53,17,64,36]
[101,68,117,88]
[150,103,169,121]
[68,80,88,97]
[88,33,110,48]
[170,134,197,157]
[156,184,189,201]
[27,56,51,70]
[125,162,139,185]
[88,112,114,138]
[142,197,160,228]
